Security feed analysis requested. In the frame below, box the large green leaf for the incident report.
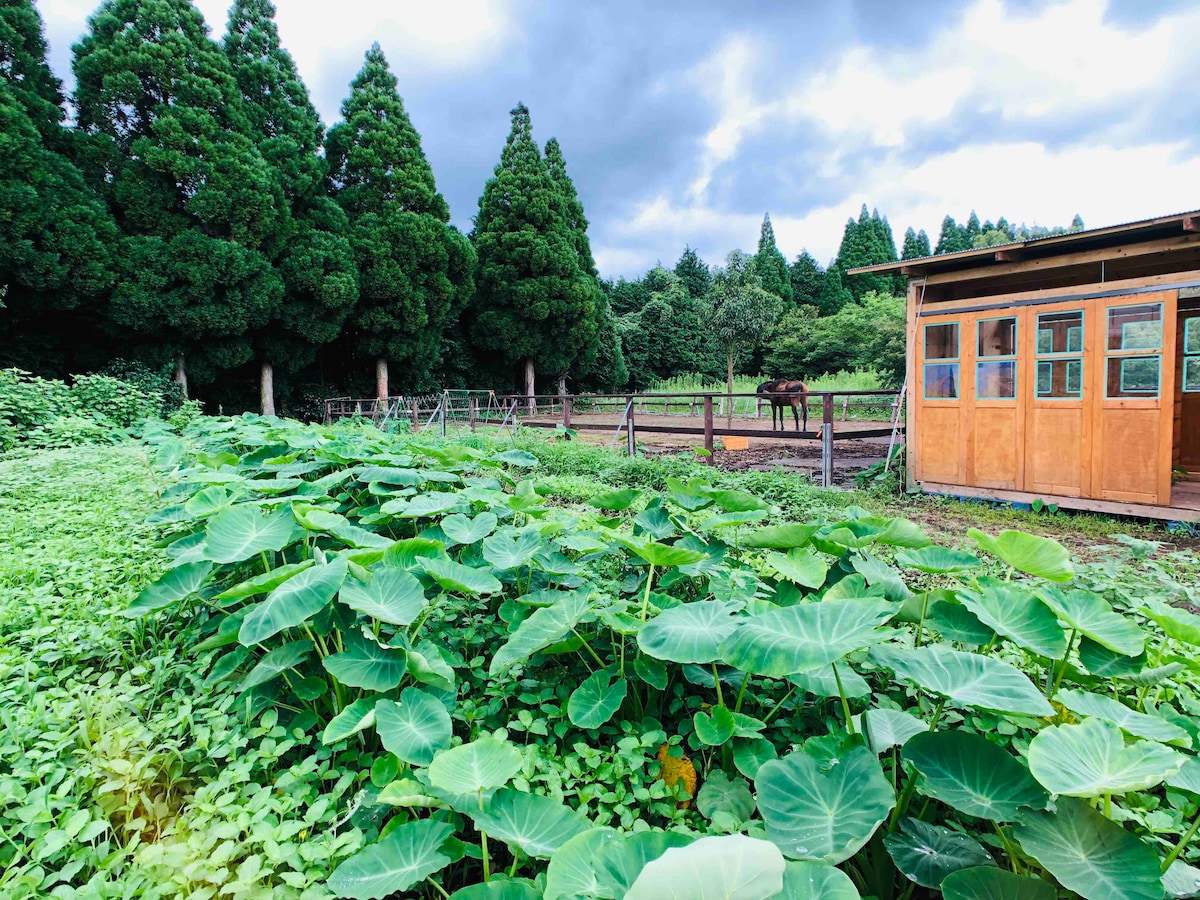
[903,731,1047,821]
[544,827,618,900]
[427,735,522,795]
[589,488,641,511]
[856,708,928,756]
[1163,860,1200,899]
[777,860,861,899]
[940,868,1055,900]
[239,558,348,645]
[204,504,302,564]
[596,832,694,898]
[441,512,498,545]
[637,600,741,664]
[327,819,454,899]
[447,884,540,900]
[489,591,593,676]
[704,488,769,513]
[382,537,446,570]
[338,567,427,627]
[884,817,995,888]
[1036,587,1144,656]
[790,665,871,700]
[720,600,898,677]
[928,601,997,646]
[741,523,821,549]
[694,705,737,746]
[870,644,1054,717]
[417,556,502,596]
[756,742,895,864]
[386,491,464,519]
[125,561,213,616]
[237,639,313,693]
[323,630,407,691]
[482,530,545,570]
[1078,637,1146,677]
[967,528,1074,582]
[624,834,785,900]
[322,696,378,745]
[375,688,452,766]
[472,788,591,858]
[1028,718,1182,797]
[894,546,982,574]
[696,770,756,832]
[1013,796,1165,900]
[767,549,830,589]
[629,539,705,568]
[1055,689,1191,747]
[1144,600,1200,646]
[215,559,313,601]
[956,580,1068,658]
[567,671,628,729]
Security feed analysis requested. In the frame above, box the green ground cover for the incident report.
[4,419,1200,899]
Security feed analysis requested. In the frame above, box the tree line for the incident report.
[0,0,1085,415]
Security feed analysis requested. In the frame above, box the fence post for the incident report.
[440,399,447,437]
[469,397,477,432]
[563,395,572,428]
[410,398,418,430]
[703,395,714,464]
[626,394,636,457]
[821,394,835,488]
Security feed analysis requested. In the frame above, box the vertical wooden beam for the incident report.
[563,395,572,428]
[822,394,835,487]
[703,395,714,464]
[626,395,636,457]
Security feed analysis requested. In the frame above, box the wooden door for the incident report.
[915,315,965,483]
[1178,308,1200,470]
[1024,302,1091,497]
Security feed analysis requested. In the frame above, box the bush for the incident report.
[99,359,186,416]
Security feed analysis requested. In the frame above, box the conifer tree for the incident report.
[753,213,793,303]
[467,103,600,401]
[0,0,66,139]
[838,204,898,301]
[901,227,932,260]
[73,0,288,394]
[326,44,472,397]
[674,245,712,299]
[789,251,825,307]
[816,263,852,315]
[224,0,357,414]
[965,210,982,242]
[934,215,970,255]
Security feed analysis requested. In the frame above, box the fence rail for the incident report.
[325,389,904,487]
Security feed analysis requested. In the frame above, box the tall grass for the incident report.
[642,370,891,416]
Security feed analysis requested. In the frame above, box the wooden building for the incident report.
[848,209,1200,522]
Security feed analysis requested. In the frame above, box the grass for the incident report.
[644,370,895,417]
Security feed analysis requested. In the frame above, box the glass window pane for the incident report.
[978,318,1016,357]
[1037,311,1084,355]
[977,360,1016,399]
[1036,358,1083,398]
[924,363,958,399]
[1107,304,1162,351]
[1186,319,1200,355]
[1106,355,1160,397]
[925,323,959,360]
[1037,360,1051,394]
[1067,359,1082,394]
[1185,357,1200,393]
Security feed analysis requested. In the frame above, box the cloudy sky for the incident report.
[35,0,1200,277]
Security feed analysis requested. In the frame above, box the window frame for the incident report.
[975,315,1017,401]
[922,320,960,401]
[1034,309,1085,400]
[1104,302,1164,399]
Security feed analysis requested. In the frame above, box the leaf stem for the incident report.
[762,687,796,725]
[425,878,451,899]
[640,563,657,621]
[1163,809,1200,871]
[572,627,605,668]
[1050,628,1077,697]
[478,789,490,882]
[832,663,854,735]
[734,674,751,715]
[712,663,724,708]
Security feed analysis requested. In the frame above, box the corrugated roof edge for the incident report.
[845,208,1200,276]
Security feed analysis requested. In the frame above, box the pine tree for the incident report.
[934,215,971,255]
[467,103,600,401]
[838,204,898,301]
[901,227,931,260]
[1070,214,1085,232]
[224,0,357,414]
[0,0,66,139]
[753,213,793,303]
[816,263,852,315]
[674,245,712,299]
[326,44,472,397]
[965,210,982,241]
[73,0,289,394]
[789,251,824,307]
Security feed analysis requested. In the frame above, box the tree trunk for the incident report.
[556,374,567,398]
[261,360,275,417]
[375,357,388,400]
[726,351,735,429]
[173,354,188,400]
[524,358,536,412]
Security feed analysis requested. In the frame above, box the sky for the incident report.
[34,0,1200,279]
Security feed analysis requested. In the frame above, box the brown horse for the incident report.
[757,379,809,432]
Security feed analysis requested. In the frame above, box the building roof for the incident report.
[847,209,1200,278]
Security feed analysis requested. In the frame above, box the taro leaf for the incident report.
[1027,718,1182,797]
[428,735,522,795]
[491,448,539,467]
[322,628,408,691]
[239,558,349,645]
[902,731,1048,821]
[1168,757,1200,796]
[856,708,927,756]
[929,602,999,646]
[1055,689,1191,747]
[322,696,378,745]
[416,556,502,596]
[894,545,982,574]
[869,644,1054,717]
[884,817,995,888]
[704,488,769,513]
[849,554,911,602]
[940,867,1055,900]
[733,737,777,779]
[696,770,756,832]
[596,831,695,898]
[627,539,705,569]
[382,538,446,570]
[441,512,498,545]
[482,530,545,570]
[125,561,213,616]
[447,883,541,899]
[326,818,453,900]
[699,510,768,531]
[790,665,871,700]
[589,488,640,511]
[767,549,830,589]
[633,504,676,540]
[408,640,456,692]
[777,860,861,899]
[873,517,930,548]
[756,742,895,864]
[215,559,313,600]
[637,600,741,664]
[338,567,427,627]
[624,834,785,900]
[821,574,886,601]
[204,504,302,564]
[378,776,444,809]
[1144,600,1200,646]
[237,639,313,693]
[694,705,737,746]
[967,528,1074,582]
[956,580,1068,658]
[1013,796,1165,900]
[720,600,897,677]
[390,491,464,519]
[544,827,619,900]
[489,591,593,676]
[1163,860,1200,899]
[741,523,821,549]
[1036,587,1144,657]
[358,466,424,486]
[665,477,715,511]
[634,655,667,690]
[471,788,591,858]
[567,671,628,729]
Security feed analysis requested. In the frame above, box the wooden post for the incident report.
[822,394,835,488]
[563,395,572,428]
[440,397,447,437]
[469,397,478,432]
[410,398,418,431]
[260,361,275,416]
[375,357,388,400]
[626,395,636,457]
[173,354,188,400]
[703,395,714,464]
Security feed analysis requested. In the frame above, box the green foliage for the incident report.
[900,226,931,260]
[753,213,793,303]
[674,245,712,300]
[789,250,825,307]
[616,266,722,390]
[705,250,781,401]
[836,205,902,300]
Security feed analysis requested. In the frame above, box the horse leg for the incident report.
[792,399,800,431]
[801,395,808,432]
